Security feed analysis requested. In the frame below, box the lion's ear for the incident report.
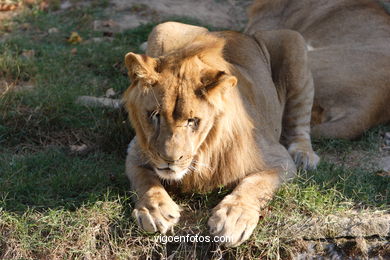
[199,70,237,96]
[124,52,159,85]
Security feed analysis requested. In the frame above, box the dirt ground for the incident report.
[56,0,252,32]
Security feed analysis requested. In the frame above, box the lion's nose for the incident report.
[157,152,183,163]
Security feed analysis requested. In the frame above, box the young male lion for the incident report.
[123,21,319,246]
[246,0,390,139]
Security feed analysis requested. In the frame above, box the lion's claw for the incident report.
[208,195,259,247]
[288,143,320,170]
[132,194,181,234]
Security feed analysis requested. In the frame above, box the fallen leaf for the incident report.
[0,3,20,11]
[70,48,77,55]
[376,171,390,177]
[67,31,83,44]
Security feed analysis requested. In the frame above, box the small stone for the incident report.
[48,27,59,34]
[60,0,72,9]
[378,156,390,173]
[86,37,114,43]
[70,144,88,153]
[139,41,148,52]
[384,132,390,146]
[105,88,116,98]
[91,37,104,43]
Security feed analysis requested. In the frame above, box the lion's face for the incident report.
[130,77,217,181]
[124,48,236,181]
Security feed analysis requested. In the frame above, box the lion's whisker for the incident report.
[192,160,212,171]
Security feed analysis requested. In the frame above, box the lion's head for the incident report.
[123,35,238,181]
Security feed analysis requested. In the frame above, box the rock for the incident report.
[48,27,59,34]
[384,132,390,146]
[84,37,114,44]
[286,211,390,239]
[107,0,249,32]
[69,144,96,155]
[76,96,122,109]
[139,41,148,52]
[378,156,390,173]
[105,88,116,98]
[286,211,390,258]
[70,144,88,153]
[60,0,72,10]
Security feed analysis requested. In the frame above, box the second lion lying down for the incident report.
[123,22,319,246]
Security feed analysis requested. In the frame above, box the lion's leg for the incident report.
[252,30,319,169]
[208,169,281,247]
[146,21,208,57]
[208,141,296,247]
[126,142,181,234]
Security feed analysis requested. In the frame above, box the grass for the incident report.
[0,2,389,259]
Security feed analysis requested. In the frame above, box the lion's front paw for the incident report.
[132,192,181,234]
[288,143,320,170]
[208,195,260,247]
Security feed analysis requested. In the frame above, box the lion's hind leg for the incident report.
[311,110,371,140]
[253,30,320,169]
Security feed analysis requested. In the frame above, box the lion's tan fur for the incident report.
[125,34,263,192]
[246,0,390,139]
[123,21,319,246]
[122,0,389,246]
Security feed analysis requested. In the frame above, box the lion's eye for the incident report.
[187,117,200,128]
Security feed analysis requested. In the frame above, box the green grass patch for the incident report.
[0,148,129,212]
[0,2,389,259]
[0,6,144,152]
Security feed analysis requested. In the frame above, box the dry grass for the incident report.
[0,1,389,259]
